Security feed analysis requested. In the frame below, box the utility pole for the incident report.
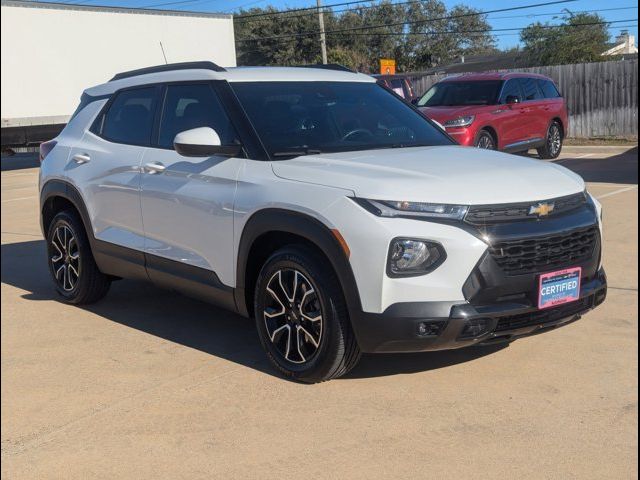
[317,0,328,64]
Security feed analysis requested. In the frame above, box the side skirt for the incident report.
[503,137,545,153]
[93,240,238,313]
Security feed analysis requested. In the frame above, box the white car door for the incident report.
[66,86,162,251]
[139,82,243,287]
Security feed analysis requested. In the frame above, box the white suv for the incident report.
[39,62,607,382]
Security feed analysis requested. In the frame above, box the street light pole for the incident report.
[317,0,328,64]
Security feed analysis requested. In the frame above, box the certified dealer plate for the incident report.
[538,267,582,309]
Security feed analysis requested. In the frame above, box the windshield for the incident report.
[418,81,502,107]
[231,81,453,159]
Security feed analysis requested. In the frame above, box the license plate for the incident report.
[538,267,582,309]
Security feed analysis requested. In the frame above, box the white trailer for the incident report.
[1,0,236,148]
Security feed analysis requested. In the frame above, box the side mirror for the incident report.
[411,97,419,105]
[505,95,521,105]
[173,127,242,157]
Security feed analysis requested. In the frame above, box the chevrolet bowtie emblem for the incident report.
[529,202,555,217]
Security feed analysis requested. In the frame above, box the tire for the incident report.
[46,210,111,304]
[475,130,496,150]
[254,245,361,383]
[537,121,563,159]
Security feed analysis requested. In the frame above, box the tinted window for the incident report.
[538,79,561,98]
[499,79,522,103]
[101,87,158,145]
[518,78,544,101]
[158,83,237,148]
[389,79,405,98]
[232,81,452,158]
[418,81,502,107]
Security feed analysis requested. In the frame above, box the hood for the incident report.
[419,105,485,123]
[271,146,585,205]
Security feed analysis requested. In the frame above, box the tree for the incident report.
[234,1,496,72]
[520,13,610,66]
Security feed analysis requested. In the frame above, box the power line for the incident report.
[236,0,580,42]
[234,2,638,24]
[141,0,213,8]
[235,0,380,19]
[329,19,639,37]
[238,22,638,55]
[237,18,637,44]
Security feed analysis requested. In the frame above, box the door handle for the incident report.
[72,153,91,164]
[144,162,166,174]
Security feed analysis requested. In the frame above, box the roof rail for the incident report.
[295,64,356,73]
[110,61,226,82]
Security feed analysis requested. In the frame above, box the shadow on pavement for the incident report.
[555,147,638,184]
[1,153,39,171]
[1,239,505,381]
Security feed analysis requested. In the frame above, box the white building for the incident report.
[1,0,236,147]
[602,31,638,56]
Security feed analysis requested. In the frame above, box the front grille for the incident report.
[489,225,599,275]
[465,193,587,225]
[495,297,592,332]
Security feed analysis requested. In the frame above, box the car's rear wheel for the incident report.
[254,246,361,383]
[537,121,563,159]
[46,210,110,304]
[475,130,496,150]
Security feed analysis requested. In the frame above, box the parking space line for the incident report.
[596,185,638,199]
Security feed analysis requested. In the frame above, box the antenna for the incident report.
[159,41,168,64]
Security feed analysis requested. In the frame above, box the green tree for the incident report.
[520,13,610,66]
[234,1,496,72]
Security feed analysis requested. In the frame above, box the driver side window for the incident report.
[157,83,237,149]
[499,80,522,104]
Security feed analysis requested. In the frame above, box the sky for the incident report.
[32,0,639,49]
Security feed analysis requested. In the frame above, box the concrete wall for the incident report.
[1,1,236,125]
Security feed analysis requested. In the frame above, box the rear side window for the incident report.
[518,78,544,101]
[158,84,238,148]
[499,79,523,103]
[538,79,561,98]
[99,87,159,146]
[389,79,405,98]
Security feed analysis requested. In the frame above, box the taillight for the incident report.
[39,140,57,163]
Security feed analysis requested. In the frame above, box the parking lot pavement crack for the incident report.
[607,286,638,292]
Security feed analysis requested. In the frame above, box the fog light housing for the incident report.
[458,317,492,339]
[387,238,446,277]
[417,321,445,337]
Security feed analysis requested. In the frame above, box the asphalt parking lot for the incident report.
[1,145,638,479]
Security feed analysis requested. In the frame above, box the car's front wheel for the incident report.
[46,210,111,304]
[475,130,496,150]
[537,121,563,159]
[254,246,361,383]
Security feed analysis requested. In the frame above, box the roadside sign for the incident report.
[380,58,396,75]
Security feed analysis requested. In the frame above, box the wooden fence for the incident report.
[408,59,638,138]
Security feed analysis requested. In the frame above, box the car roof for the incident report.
[439,71,552,82]
[85,64,376,96]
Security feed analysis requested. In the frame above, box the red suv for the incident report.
[415,72,568,159]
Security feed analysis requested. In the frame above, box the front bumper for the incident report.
[443,126,475,146]
[354,268,607,353]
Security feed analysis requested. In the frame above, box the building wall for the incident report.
[1,1,236,124]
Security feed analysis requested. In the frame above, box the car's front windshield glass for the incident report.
[231,81,453,159]
[418,81,502,107]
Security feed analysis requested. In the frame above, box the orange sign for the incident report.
[380,58,396,75]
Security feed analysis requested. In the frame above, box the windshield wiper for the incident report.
[271,148,323,158]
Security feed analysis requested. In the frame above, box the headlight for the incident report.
[353,198,469,221]
[388,238,446,277]
[443,115,475,128]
